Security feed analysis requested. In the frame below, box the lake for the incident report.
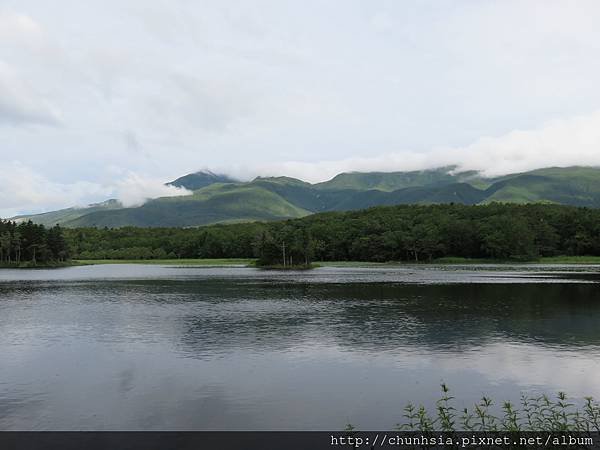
[1,264,599,430]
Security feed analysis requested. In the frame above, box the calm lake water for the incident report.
[1,264,599,430]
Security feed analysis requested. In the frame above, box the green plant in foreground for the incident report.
[348,385,600,431]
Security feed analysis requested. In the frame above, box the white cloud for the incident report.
[0,163,191,218]
[223,110,600,182]
[453,111,600,176]
[369,12,393,33]
[0,9,44,45]
[0,10,63,126]
[2,1,600,214]
[4,109,600,217]
[0,61,62,126]
[0,162,110,217]
[112,172,191,207]
[140,73,256,134]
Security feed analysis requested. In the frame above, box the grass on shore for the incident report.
[434,256,600,265]
[74,258,256,266]
[255,263,316,270]
[0,261,76,269]
[70,255,600,268]
[319,256,600,266]
[536,255,600,264]
[347,384,600,432]
[74,259,374,268]
[314,260,397,267]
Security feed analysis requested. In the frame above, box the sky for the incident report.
[2,0,600,216]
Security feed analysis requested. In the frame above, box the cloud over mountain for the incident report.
[3,1,600,214]
[113,173,191,207]
[226,110,600,182]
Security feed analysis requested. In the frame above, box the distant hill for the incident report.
[64,183,312,227]
[12,199,123,227]
[482,167,600,207]
[12,166,600,227]
[313,167,482,191]
[167,170,236,190]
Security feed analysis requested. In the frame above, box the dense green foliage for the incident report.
[0,220,69,266]
[66,222,264,261]
[64,203,600,264]
[15,166,600,228]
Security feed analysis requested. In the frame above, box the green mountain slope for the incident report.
[314,167,462,191]
[330,183,487,210]
[483,167,600,207]
[64,184,312,227]
[250,178,357,212]
[314,167,486,191]
[12,166,600,228]
[12,200,123,227]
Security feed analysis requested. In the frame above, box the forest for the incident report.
[0,220,69,266]
[63,203,600,265]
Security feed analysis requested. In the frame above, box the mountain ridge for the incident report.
[11,166,600,227]
[166,170,236,190]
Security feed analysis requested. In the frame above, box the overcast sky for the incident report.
[2,0,600,216]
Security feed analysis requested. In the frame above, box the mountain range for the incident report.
[12,166,600,228]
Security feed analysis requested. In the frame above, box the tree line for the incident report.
[63,203,600,265]
[0,220,69,266]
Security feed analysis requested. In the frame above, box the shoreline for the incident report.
[74,256,600,267]
[0,261,77,269]
[3,256,600,269]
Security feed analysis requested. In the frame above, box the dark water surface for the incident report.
[1,264,599,430]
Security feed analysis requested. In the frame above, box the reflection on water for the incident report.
[0,265,599,430]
